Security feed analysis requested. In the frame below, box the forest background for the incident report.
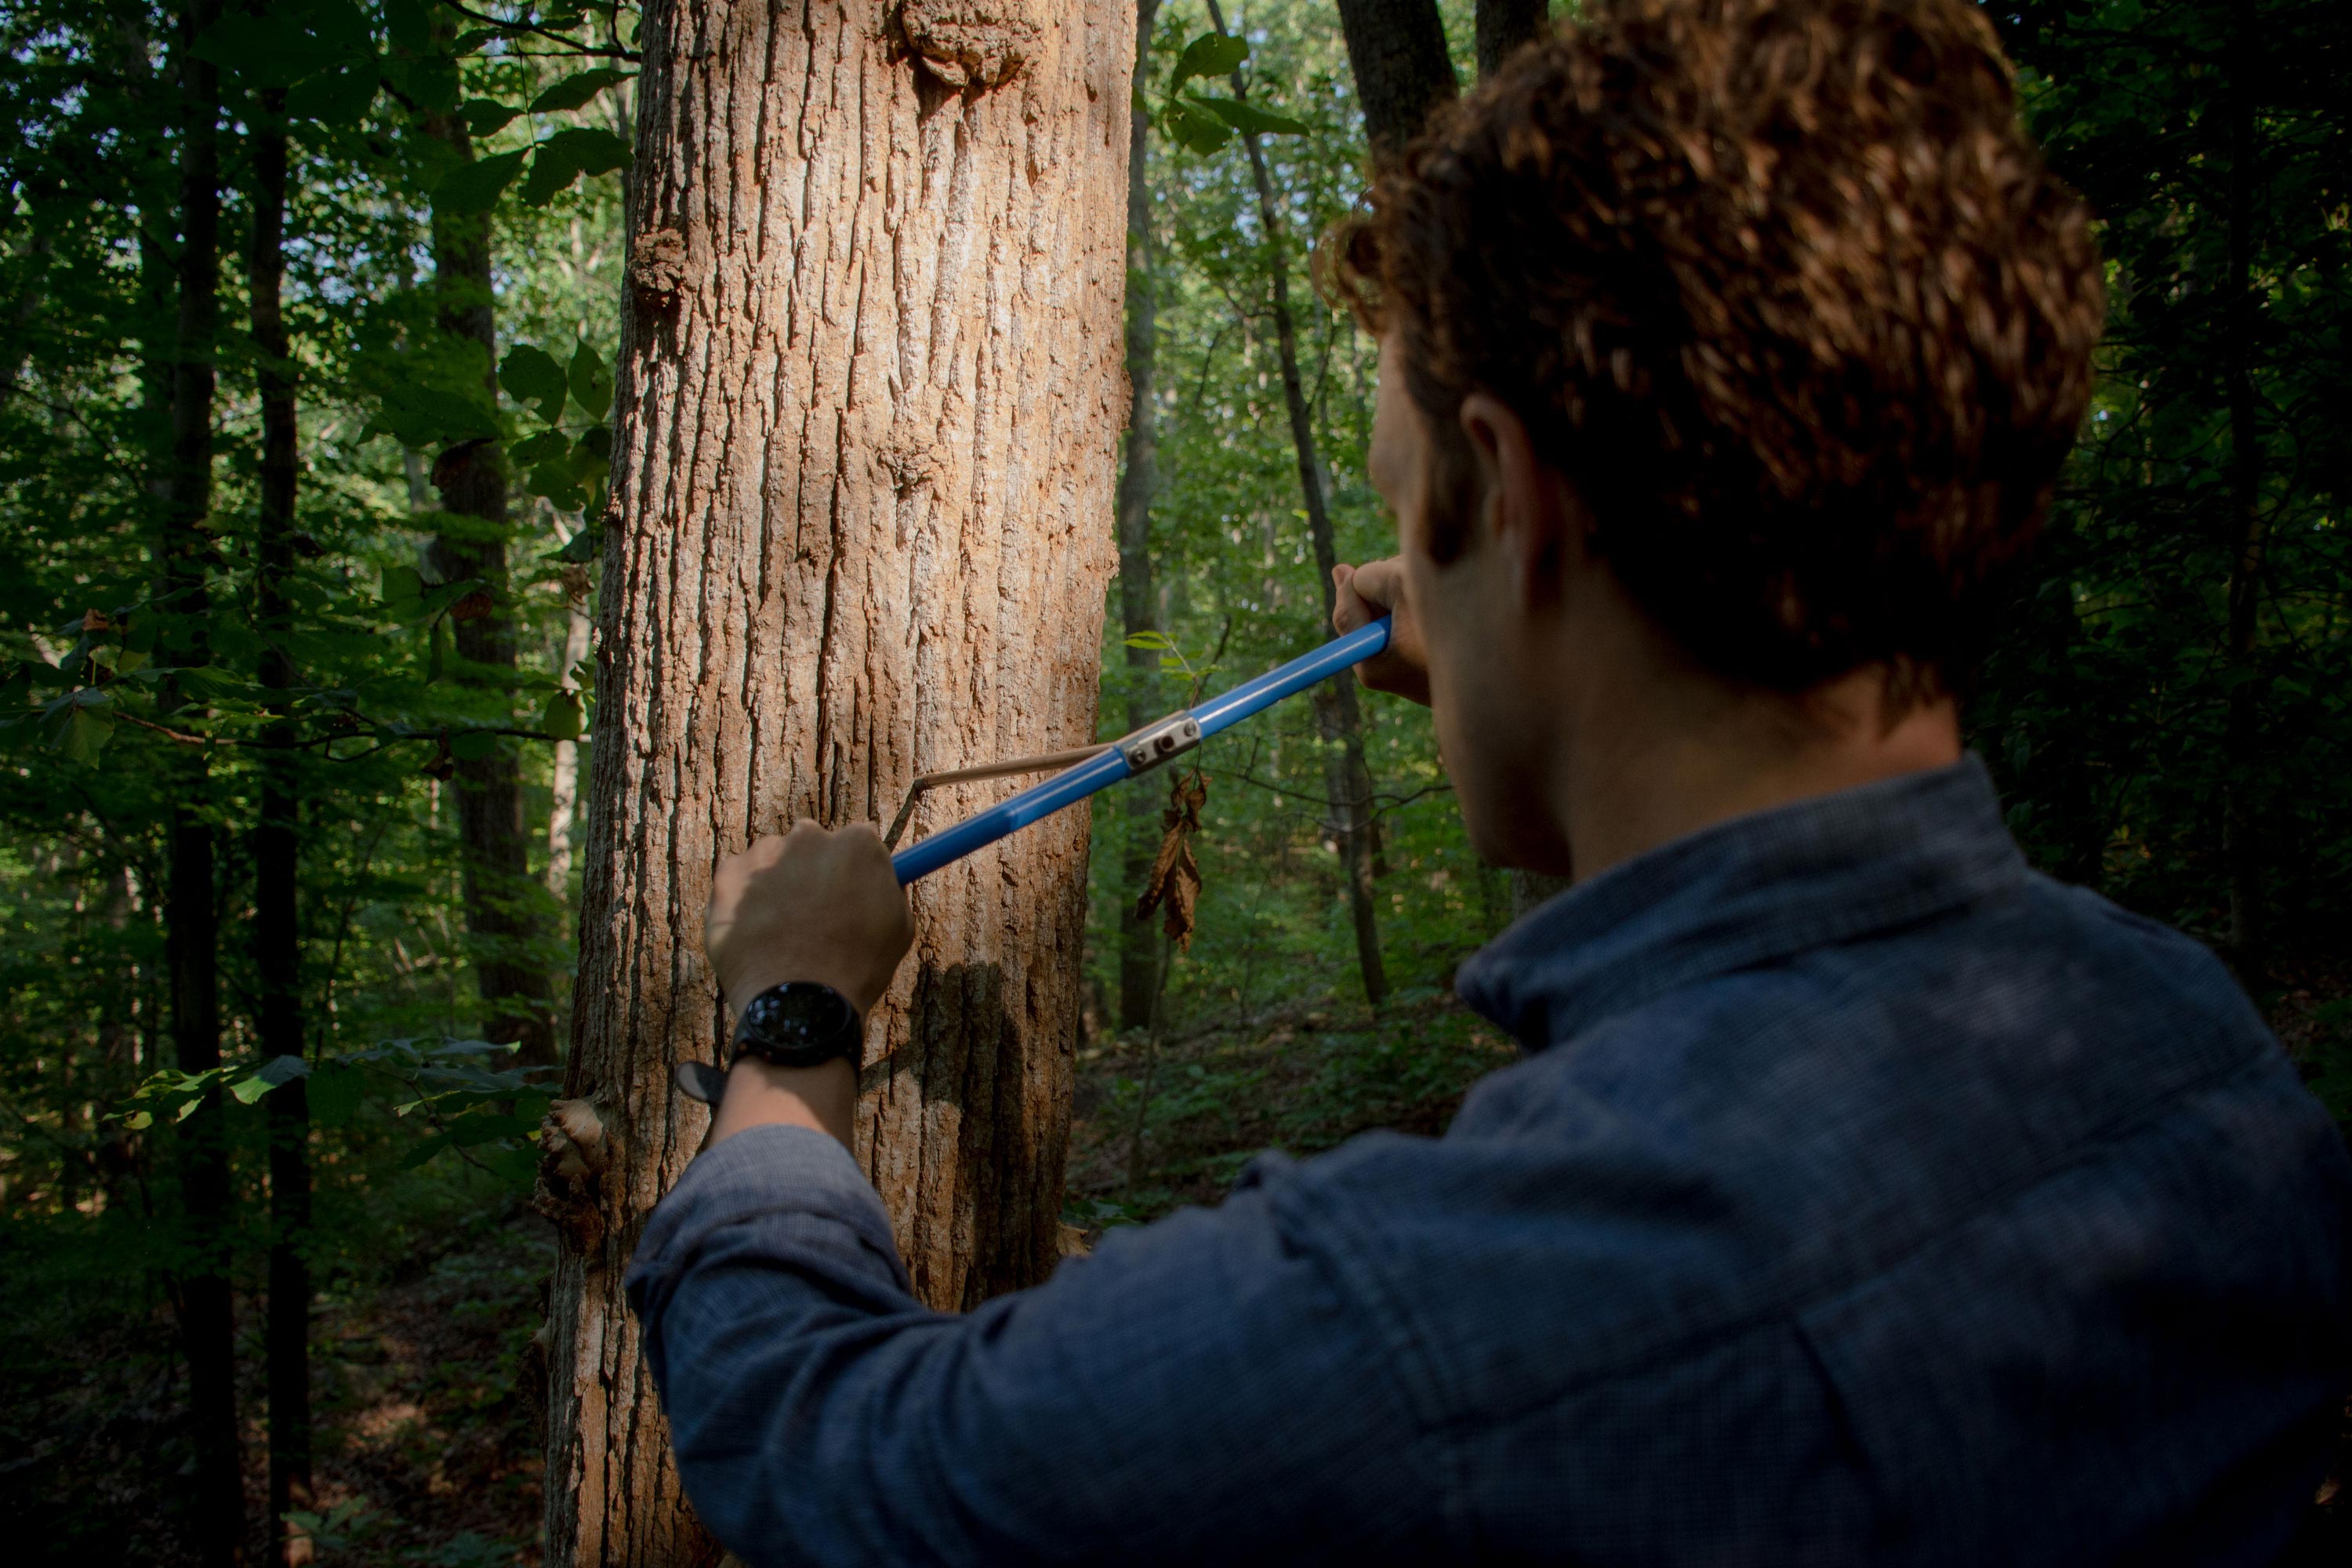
[2,0,2347,1563]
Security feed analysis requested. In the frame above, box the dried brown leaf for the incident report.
[1134,771,1208,951]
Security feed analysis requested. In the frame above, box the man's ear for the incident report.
[1459,390,1566,608]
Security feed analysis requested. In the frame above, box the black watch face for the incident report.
[735,982,862,1068]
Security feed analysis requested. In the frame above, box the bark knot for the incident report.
[874,437,942,496]
[534,1096,612,1254]
[895,0,1040,91]
[628,227,687,311]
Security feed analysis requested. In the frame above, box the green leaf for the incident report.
[568,432,610,486]
[57,697,113,767]
[305,0,372,52]
[1193,96,1309,136]
[539,126,631,178]
[229,1054,310,1105]
[499,344,569,423]
[519,140,586,207]
[528,460,586,510]
[397,1131,453,1169]
[1123,630,1177,651]
[449,729,500,762]
[1167,101,1233,154]
[463,97,521,138]
[539,688,583,741]
[368,379,499,447]
[308,1062,365,1126]
[434,149,527,216]
[381,564,423,610]
[382,0,432,56]
[191,15,348,86]
[446,1111,542,1145]
[568,342,614,420]
[286,60,380,125]
[509,429,570,465]
[401,55,463,114]
[483,1145,541,1185]
[551,524,601,564]
[532,67,632,114]
[1170,31,1250,96]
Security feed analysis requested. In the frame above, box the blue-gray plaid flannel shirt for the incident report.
[626,757,2352,1565]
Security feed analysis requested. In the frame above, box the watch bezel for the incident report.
[730,980,864,1071]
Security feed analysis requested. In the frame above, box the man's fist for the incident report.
[1333,559,1432,706]
[706,822,913,1019]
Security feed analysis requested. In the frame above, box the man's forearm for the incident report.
[709,1055,857,1149]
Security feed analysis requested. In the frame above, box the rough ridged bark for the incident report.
[1475,0,1550,79]
[249,86,314,1568]
[162,5,242,1563]
[1334,0,1458,154]
[423,89,557,1065]
[1116,0,1166,1030]
[540,2,1133,1560]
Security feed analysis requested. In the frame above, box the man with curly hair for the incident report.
[626,2,2352,1561]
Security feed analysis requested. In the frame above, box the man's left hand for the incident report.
[706,821,913,1019]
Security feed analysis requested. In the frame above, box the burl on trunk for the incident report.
[539,2,1134,1562]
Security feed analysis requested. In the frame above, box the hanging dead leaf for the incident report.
[448,590,495,622]
[1134,771,1208,951]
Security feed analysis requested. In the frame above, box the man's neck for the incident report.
[1556,661,1963,886]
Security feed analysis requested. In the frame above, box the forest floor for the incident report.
[5,981,2345,1563]
[0,1192,553,1567]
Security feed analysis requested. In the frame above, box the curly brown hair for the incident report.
[1324,0,2106,698]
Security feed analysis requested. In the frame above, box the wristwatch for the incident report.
[674,981,865,1105]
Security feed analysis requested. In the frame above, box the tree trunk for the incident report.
[2220,6,2267,981]
[162,4,241,1563]
[421,99,557,1066]
[1116,0,1166,1031]
[540,3,1133,1560]
[1330,0,1554,928]
[249,86,314,1568]
[546,575,592,901]
[1334,0,1458,155]
[1475,0,1549,79]
[1210,0,1387,1004]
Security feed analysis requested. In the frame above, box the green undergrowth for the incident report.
[1065,989,1519,1233]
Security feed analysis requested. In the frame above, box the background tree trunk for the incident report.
[161,5,242,1563]
[1331,0,1565,926]
[1334,0,1458,154]
[545,566,592,902]
[1210,0,1388,1003]
[540,2,1133,1561]
[422,95,556,1065]
[1116,0,1167,1030]
[249,85,315,1568]
[1475,0,1550,79]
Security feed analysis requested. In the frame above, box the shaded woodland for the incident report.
[2,1,2347,1562]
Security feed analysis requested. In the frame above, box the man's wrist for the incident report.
[709,1055,857,1149]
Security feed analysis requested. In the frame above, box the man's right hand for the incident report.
[1333,559,1431,706]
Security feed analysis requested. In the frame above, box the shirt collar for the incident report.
[1455,755,2027,1051]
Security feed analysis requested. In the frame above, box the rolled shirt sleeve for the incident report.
[624,1125,1442,1566]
